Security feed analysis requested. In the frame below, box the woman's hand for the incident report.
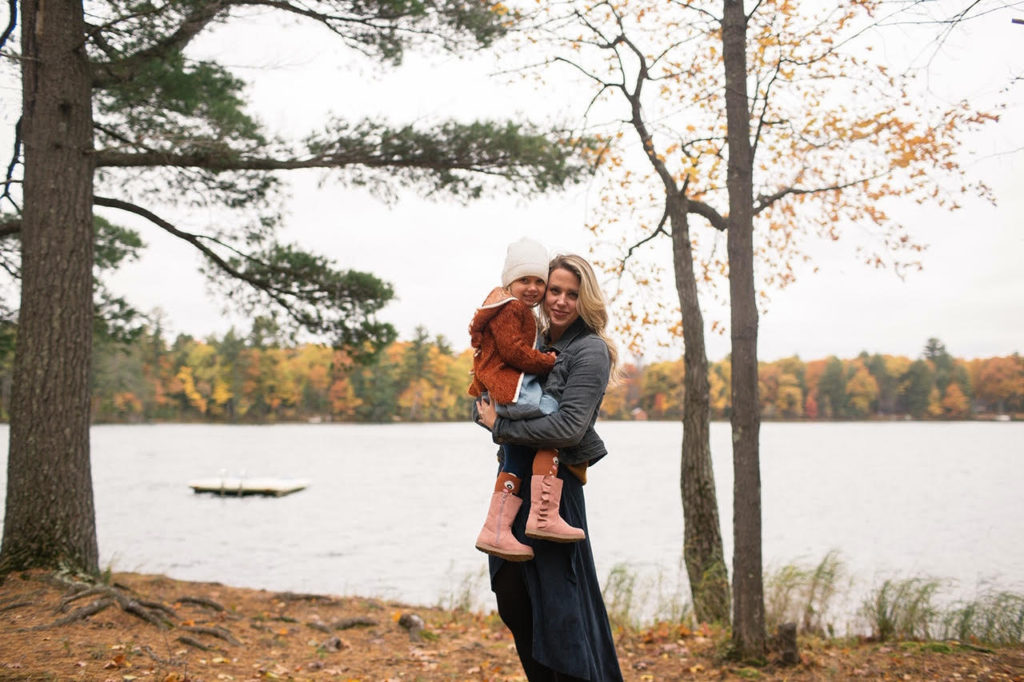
[476,396,497,430]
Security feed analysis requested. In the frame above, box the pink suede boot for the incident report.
[475,473,534,562]
[525,453,586,543]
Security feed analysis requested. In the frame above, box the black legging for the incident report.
[493,563,590,682]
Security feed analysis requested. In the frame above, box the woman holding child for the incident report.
[474,246,624,682]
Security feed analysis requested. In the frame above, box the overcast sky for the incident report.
[2,5,1021,363]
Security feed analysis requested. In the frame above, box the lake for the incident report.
[1,421,1021,629]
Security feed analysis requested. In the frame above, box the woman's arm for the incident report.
[483,336,609,449]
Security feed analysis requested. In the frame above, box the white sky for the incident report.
[2,5,1022,363]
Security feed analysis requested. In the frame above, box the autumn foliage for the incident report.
[0,324,1015,423]
[606,345,1022,422]
[500,1,999,354]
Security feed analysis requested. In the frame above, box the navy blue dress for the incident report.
[484,318,623,681]
[488,465,623,681]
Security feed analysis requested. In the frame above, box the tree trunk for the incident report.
[1,0,98,573]
[669,194,730,624]
[722,0,765,659]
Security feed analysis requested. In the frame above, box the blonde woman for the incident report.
[476,254,623,682]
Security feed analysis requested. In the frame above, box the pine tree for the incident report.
[0,0,590,573]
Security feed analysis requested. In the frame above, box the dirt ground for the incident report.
[1,570,1021,681]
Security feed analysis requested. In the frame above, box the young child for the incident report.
[468,237,585,562]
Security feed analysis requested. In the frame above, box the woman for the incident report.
[476,254,624,682]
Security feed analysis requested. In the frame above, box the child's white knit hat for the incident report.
[501,238,549,287]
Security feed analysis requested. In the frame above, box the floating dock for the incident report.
[188,477,309,497]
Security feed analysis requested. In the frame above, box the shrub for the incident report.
[860,577,943,641]
[764,550,845,637]
[940,589,1024,645]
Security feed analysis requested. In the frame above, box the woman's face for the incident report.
[544,267,581,338]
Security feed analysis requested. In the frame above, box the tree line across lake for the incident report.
[0,324,1018,424]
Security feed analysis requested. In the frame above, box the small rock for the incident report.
[321,635,348,652]
[398,612,425,641]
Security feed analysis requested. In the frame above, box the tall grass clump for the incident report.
[603,563,640,629]
[438,566,488,613]
[860,577,944,641]
[940,589,1024,645]
[648,566,693,626]
[602,562,692,629]
[764,550,846,637]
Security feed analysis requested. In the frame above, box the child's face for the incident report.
[508,276,546,307]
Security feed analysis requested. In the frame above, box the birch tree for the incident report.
[516,0,1002,656]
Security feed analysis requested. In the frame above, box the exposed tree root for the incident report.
[275,591,339,605]
[307,615,379,633]
[47,578,179,629]
[1,589,44,611]
[26,572,240,651]
[139,643,182,666]
[334,616,378,630]
[0,600,35,613]
[36,597,114,629]
[58,584,111,610]
[177,634,216,651]
[176,595,225,611]
[181,624,241,646]
[122,597,174,628]
[272,614,299,623]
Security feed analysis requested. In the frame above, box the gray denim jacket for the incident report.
[490,317,610,466]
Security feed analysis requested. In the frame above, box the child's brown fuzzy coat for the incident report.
[467,287,556,404]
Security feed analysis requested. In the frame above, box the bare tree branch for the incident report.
[668,0,720,25]
[687,199,727,231]
[625,211,669,264]
[553,55,618,92]
[611,27,682,198]
[0,0,15,52]
[92,195,298,309]
[923,0,984,70]
[746,0,765,22]
[612,208,669,297]
[754,171,886,215]
[569,3,730,236]
[0,256,19,278]
[2,117,21,211]
[750,37,784,163]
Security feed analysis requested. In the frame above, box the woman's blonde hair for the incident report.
[541,254,620,380]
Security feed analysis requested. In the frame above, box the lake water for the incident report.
[0,422,1021,629]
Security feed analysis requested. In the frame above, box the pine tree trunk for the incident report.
[1,0,98,573]
[722,0,766,659]
[669,195,730,624]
